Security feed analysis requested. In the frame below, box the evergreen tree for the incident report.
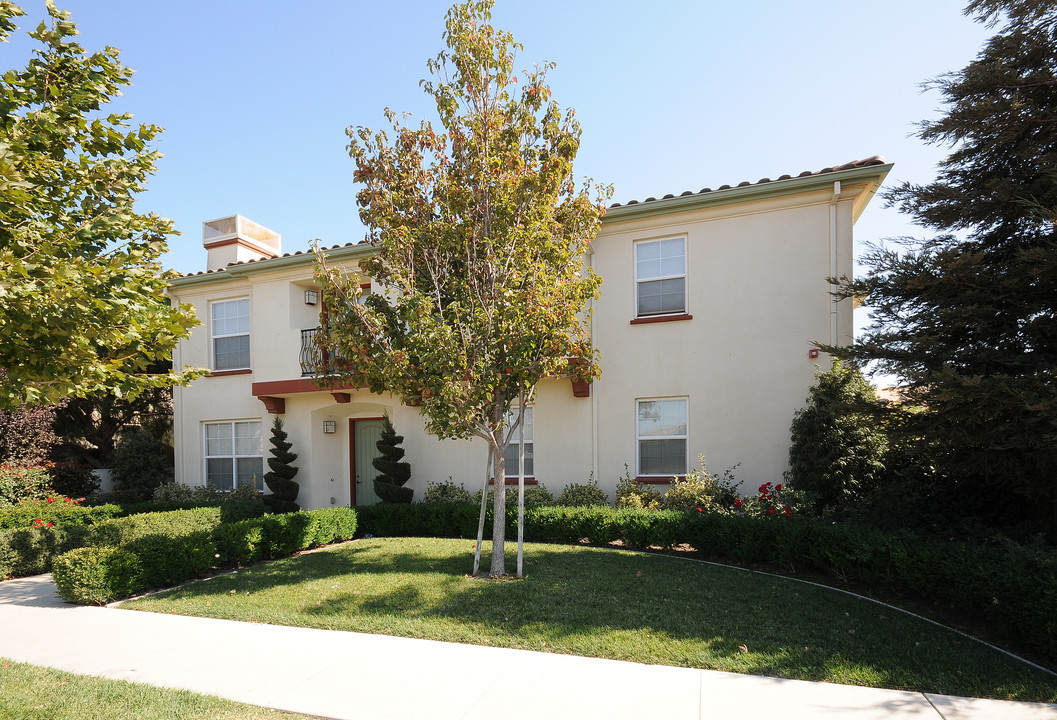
[786,361,889,513]
[372,414,412,504]
[263,416,299,513]
[831,0,1057,528]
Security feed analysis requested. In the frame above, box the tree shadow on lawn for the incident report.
[140,538,1057,702]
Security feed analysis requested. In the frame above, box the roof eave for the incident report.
[602,162,893,225]
[168,242,376,290]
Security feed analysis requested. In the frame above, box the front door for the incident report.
[351,418,385,506]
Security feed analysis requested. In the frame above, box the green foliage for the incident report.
[556,475,608,507]
[0,465,52,507]
[263,416,300,513]
[213,508,358,566]
[614,465,664,510]
[51,378,173,469]
[316,0,609,575]
[0,3,204,409]
[372,413,412,503]
[0,498,121,530]
[829,2,1057,528]
[45,461,99,497]
[52,546,143,605]
[471,484,555,508]
[0,401,59,464]
[110,430,172,500]
[662,457,739,512]
[422,477,473,504]
[786,361,889,512]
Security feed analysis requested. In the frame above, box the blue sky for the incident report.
[4,1,991,276]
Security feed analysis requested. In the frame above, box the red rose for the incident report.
[775,484,783,492]
[768,508,775,515]
[784,512,792,518]
[47,498,54,503]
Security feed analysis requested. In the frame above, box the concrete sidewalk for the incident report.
[1,574,1055,720]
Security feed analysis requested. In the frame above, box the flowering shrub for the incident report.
[664,457,739,512]
[614,465,664,510]
[736,482,802,519]
[0,465,53,507]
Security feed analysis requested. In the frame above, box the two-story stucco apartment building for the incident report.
[168,157,891,509]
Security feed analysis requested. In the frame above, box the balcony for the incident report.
[299,327,324,376]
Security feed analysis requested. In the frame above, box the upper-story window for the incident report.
[503,405,533,477]
[635,237,686,317]
[211,298,250,371]
[636,397,688,477]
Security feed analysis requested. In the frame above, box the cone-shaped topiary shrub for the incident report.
[264,416,300,513]
[373,413,412,503]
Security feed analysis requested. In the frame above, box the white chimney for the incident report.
[202,215,281,271]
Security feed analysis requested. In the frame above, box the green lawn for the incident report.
[0,658,304,720]
[125,537,1057,703]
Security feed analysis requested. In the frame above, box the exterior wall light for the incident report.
[322,419,336,434]
[305,289,319,306]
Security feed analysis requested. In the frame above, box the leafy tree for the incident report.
[0,398,59,465]
[110,428,171,501]
[786,361,889,513]
[317,0,608,575]
[52,359,174,469]
[263,416,299,513]
[372,413,412,504]
[0,1,202,410]
[831,0,1057,529]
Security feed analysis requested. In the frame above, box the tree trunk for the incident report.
[489,439,507,576]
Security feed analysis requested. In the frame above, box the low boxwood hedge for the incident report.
[50,507,358,605]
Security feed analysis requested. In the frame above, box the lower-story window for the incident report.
[204,420,264,491]
[503,405,534,477]
[636,397,688,477]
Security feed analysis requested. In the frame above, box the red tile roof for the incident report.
[608,156,887,208]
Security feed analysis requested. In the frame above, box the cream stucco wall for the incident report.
[169,163,888,508]
[588,185,860,495]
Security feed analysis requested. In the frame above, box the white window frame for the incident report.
[634,236,687,318]
[211,297,250,371]
[635,397,689,478]
[503,404,534,478]
[203,420,264,491]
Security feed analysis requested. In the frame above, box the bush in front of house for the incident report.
[110,430,173,501]
[556,476,608,507]
[373,414,413,504]
[263,416,300,513]
[0,498,123,531]
[421,478,473,504]
[213,507,359,565]
[52,546,143,605]
[470,484,555,509]
[661,457,740,513]
[44,462,100,498]
[0,465,54,507]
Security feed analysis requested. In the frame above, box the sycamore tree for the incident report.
[0,1,201,410]
[831,0,1057,527]
[316,0,609,576]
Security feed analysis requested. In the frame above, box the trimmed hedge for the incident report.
[52,547,142,606]
[51,507,358,605]
[357,502,1057,662]
[214,507,358,565]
